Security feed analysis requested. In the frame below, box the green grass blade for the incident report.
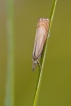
[33,0,57,106]
[5,0,14,106]
[49,0,57,30]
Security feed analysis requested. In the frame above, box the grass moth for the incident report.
[32,18,50,71]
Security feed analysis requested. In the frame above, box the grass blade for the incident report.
[5,0,14,106]
[33,0,57,106]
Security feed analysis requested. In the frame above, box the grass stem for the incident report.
[33,0,57,106]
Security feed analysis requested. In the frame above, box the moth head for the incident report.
[38,18,49,21]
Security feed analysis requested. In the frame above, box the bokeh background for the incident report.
[0,0,71,106]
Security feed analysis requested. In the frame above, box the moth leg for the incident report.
[47,32,50,38]
[37,61,41,69]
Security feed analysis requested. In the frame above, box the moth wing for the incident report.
[33,25,47,59]
[32,34,37,59]
[34,34,46,58]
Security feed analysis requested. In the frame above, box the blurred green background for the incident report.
[0,0,71,106]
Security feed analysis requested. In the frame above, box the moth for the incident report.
[32,18,50,71]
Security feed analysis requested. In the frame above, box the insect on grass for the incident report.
[32,18,50,71]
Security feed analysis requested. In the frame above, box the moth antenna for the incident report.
[32,60,37,71]
[37,61,41,69]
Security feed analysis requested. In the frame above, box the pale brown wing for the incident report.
[33,18,49,61]
[33,25,47,60]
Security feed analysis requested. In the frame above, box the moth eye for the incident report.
[38,18,42,21]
